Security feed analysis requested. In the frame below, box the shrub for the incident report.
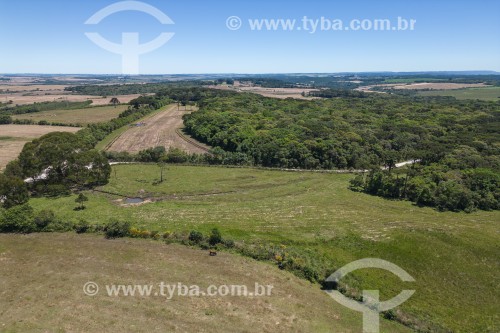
[0,204,35,233]
[208,228,222,246]
[348,174,365,192]
[129,227,142,238]
[300,265,320,282]
[188,230,204,244]
[104,220,130,239]
[197,240,210,250]
[222,238,235,248]
[74,219,90,234]
[42,218,73,232]
[33,209,56,230]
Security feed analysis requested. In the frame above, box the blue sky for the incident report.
[0,0,499,74]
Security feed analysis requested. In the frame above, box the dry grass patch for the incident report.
[13,105,128,125]
[0,233,410,332]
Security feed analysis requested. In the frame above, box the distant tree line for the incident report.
[306,89,368,98]
[64,81,207,96]
[350,164,499,212]
[0,100,92,116]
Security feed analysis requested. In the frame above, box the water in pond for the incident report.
[125,197,144,204]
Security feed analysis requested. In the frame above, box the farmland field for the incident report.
[0,83,145,106]
[389,82,488,90]
[417,86,500,101]
[211,81,318,99]
[0,233,411,332]
[105,104,210,154]
[12,104,129,125]
[0,124,80,170]
[28,164,500,333]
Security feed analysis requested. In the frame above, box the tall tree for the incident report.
[110,97,120,107]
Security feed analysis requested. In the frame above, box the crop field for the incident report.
[417,86,500,101]
[211,81,318,99]
[28,164,500,333]
[0,124,80,170]
[0,233,412,332]
[12,105,129,125]
[356,82,491,93]
[389,82,488,90]
[0,83,145,106]
[105,105,210,154]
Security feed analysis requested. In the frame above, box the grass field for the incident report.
[1,233,412,332]
[12,105,129,125]
[417,86,500,101]
[28,164,500,332]
[0,124,80,170]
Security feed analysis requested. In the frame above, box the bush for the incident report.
[33,209,56,230]
[0,204,35,233]
[348,174,365,192]
[222,238,235,248]
[208,228,222,246]
[188,230,204,244]
[104,220,130,239]
[42,218,73,232]
[74,219,90,234]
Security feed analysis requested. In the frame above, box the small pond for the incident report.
[124,197,144,204]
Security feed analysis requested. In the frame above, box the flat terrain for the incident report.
[356,82,491,94]
[0,124,80,170]
[12,105,129,125]
[0,84,143,106]
[29,164,500,333]
[417,86,500,101]
[211,81,317,100]
[390,82,488,90]
[0,233,410,332]
[1,92,143,106]
[106,105,210,154]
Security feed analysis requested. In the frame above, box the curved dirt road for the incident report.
[106,105,211,154]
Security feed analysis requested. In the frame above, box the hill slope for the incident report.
[0,233,409,333]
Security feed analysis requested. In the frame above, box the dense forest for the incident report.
[179,90,499,211]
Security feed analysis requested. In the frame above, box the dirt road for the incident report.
[106,105,211,154]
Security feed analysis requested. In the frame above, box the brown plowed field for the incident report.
[106,105,211,154]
